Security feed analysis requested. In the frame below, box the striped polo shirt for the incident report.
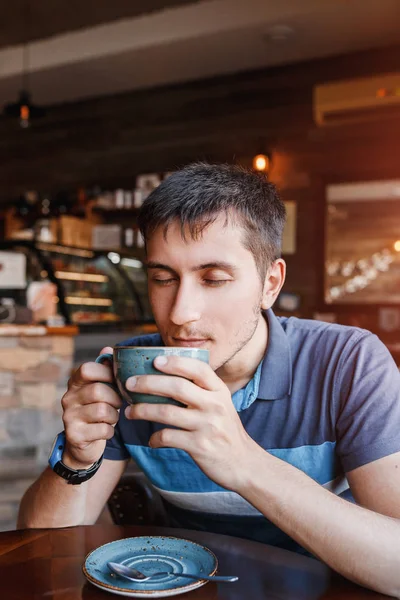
[104,309,400,553]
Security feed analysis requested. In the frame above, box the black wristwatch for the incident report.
[48,431,104,485]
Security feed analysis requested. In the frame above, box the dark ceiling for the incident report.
[0,0,198,49]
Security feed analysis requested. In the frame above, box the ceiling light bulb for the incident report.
[253,154,269,172]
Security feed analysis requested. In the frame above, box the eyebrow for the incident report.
[145,261,237,274]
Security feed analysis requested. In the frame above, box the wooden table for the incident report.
[0,525,389,599]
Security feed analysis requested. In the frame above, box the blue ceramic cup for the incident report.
[95,346,209,406]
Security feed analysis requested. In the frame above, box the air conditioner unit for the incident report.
[314,72,400,126]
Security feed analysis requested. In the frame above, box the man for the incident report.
[19,163,400,596]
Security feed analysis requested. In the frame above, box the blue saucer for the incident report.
[83,536,218,598]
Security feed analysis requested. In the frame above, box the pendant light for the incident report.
[252,154,270,173]
[252,138,271,174]
[2,1,45,127]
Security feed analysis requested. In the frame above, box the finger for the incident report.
[149,428,192,450]
[99,346,113,366]
[80,402,120,426]
[63,401,120,435]
[66,422,116,445]
[100,346,113,355]
[126,402,200,430]
[80,381,122,408]
[152,355,221,391]
[125,374,206,409]
[63,381,122,412]
[69,361,115,389]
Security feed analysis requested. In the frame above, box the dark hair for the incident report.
[137,162,286,280]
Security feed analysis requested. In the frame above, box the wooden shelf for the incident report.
[0,324,78,337]
[91,206,141,217]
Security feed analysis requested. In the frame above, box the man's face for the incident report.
[145,215,267,371]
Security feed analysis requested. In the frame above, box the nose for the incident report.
[169,280,201,326]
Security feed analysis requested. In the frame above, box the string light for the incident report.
[326,248,395,302]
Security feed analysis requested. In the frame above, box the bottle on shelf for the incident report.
[124,191,133,209]
[39,193,52,217]
[95,190,114,210]
[133,189,143,209]
[124,227,135,248]
[115,189,125,209]
[34,192,56,243]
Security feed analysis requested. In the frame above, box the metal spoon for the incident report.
[107,561,238,583]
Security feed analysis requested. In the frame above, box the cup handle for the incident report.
[95,353,113,365]
[95,353,119,393]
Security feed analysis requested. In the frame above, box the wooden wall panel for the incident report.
[1,44,400,316]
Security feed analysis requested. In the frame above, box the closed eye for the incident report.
[152,278,176,285]
[151,278,231,287]
[203,279,231,286]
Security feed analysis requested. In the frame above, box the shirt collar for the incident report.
[231,359,263,412]
[257,308,292,400]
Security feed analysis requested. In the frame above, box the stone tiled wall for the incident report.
[0,334,74,530]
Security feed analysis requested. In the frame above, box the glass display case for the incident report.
[0,241,153,329]
[117,255,152,321]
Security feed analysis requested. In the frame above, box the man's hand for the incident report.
[124,355,258,491]
[61,346,122,469]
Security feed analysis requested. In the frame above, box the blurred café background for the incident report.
[0,0,400,530]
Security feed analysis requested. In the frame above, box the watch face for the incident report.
[48,435,58,460]
[48,431,65,466]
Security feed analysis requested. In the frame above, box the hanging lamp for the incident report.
[2,1,45,127]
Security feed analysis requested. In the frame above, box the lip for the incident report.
[172,338,209,347]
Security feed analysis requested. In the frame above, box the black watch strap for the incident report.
[53,454,104,485]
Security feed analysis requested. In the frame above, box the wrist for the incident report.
[62,448,97,471]
[232,437,268,495]
[49,432,104,485]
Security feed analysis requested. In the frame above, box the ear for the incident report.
[261,259,286,310]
